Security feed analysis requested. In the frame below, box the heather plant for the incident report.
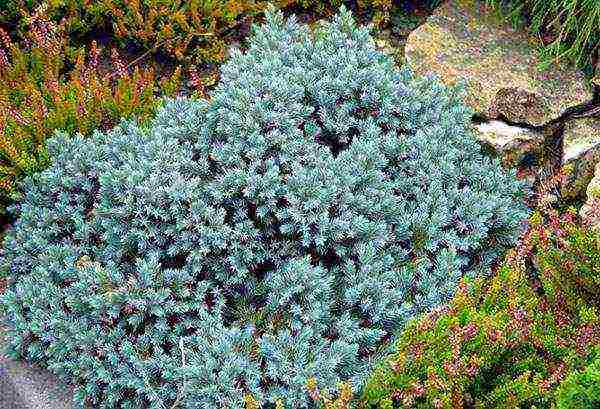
[0,5,184,211]
[556,351,600,409]
[291,0,444,27]
[0,0,272,64]
[531,210,600,313]
[98,0,267,64]
[1,0,446,65]
[361,209,600,408]
[0,7,529,408]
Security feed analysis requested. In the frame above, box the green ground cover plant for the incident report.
[0,8,529,407]
[361,208,600,408]
[556,352,600,409]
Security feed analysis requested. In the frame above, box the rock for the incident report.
[404,0,594,119]
[488,87,549,126]
[473,119,542,168]
[474,119,600,201]
[562,134,600,201]
[0,323,74,409]
[405,0,600,200]
[580,162,600,231]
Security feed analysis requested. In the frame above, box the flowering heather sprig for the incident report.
[7,108,27,126]
[188,65,207,97]
[0,27,11,49]
[110,48,128,78]
[461,323,478,341]
[581,197,600,229]
[27,7,63,57]
[89,40,100,70]
[0,49,7,68]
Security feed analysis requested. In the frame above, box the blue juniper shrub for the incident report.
[0,7,530,408]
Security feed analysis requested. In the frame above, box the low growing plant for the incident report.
[556,350,600,409]
[532,209,600,313]
[0,5,183,211]
[0,7,529,408]
[362,209,600,408]
[1,0,447,65]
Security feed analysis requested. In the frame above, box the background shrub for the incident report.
[0,0,445,63]
[362,209,600,408]
[0,8,529,408]
[0,5,185,212]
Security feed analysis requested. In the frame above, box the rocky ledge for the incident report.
[404,0,600,202]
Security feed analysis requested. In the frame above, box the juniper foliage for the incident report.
[0,7,530,408]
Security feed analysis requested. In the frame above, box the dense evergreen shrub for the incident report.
[0,8,529,408]
[362,210,600,408]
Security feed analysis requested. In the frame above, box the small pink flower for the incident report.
[189,66,202,89]
[462,323,478,341]
[111,48,127,78]
[466,359,479,377]
[417,320,431,333]
[550,363,566,383]
[488,328,503,343]
[0,49,7,68]
[308,385,320,401]
[575,324,600,354]
[89,40,101,70]
[538,378,552,393]
[411,382,425,397]
[427,370,446,390]
[8,108,27,126]
[0,27,11,49]
[37,102,48,118]
[443,360,458,377]
[392,389,404,401]
[46,78,60,95]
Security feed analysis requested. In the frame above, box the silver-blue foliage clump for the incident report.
[0,7,530,408]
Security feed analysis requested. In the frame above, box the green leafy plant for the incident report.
[556,351,600,409]
[361,209,600,408]
[532,210,600,313]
